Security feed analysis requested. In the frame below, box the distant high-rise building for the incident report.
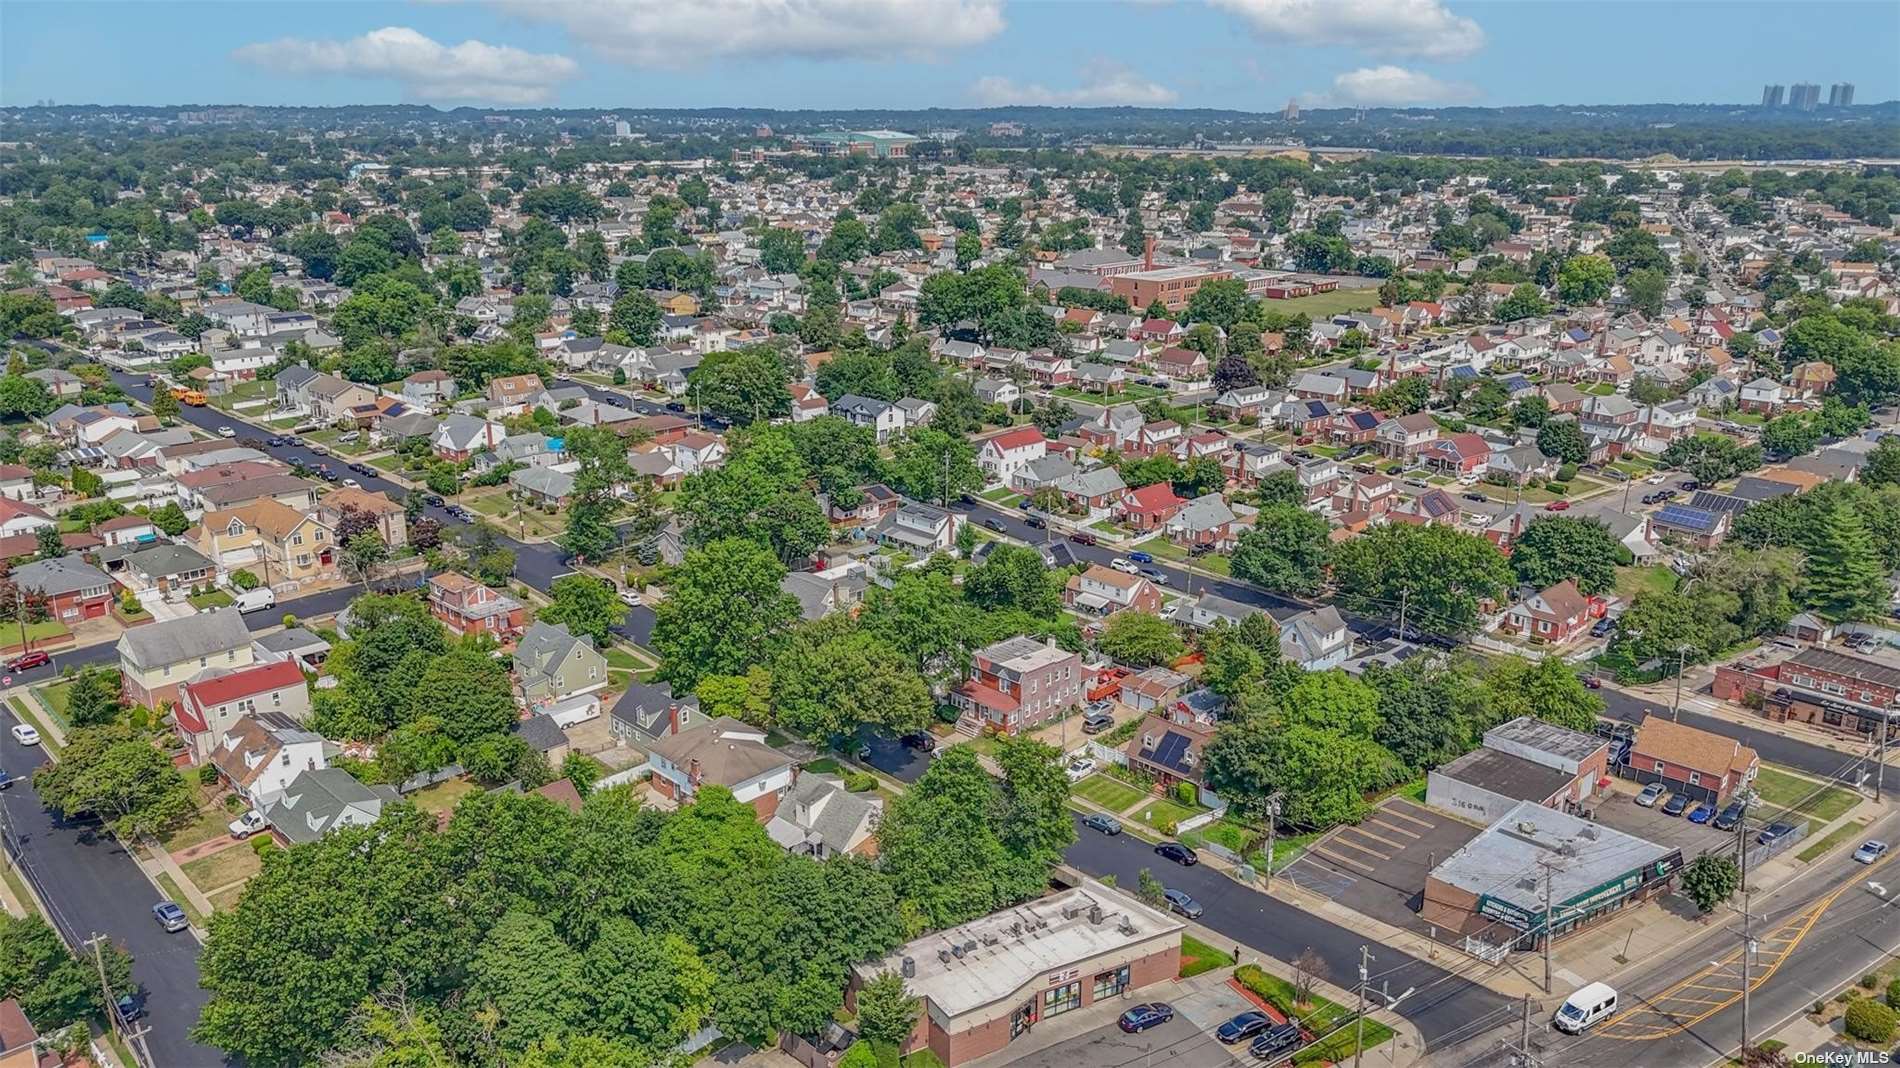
[1761,84,1784,107]
[612,120,632,138]
[1283,98,1300,122]
[1829,82,1856,107]
[1789,83,1822,110]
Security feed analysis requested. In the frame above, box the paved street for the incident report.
[1595,683,1900,785]
[1063,816,1512,1050]
[1,709,227,1067]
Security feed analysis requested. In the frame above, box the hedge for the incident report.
[1847,999,1897,1043]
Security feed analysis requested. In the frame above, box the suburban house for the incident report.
[1165,493,1237,550]
[401,370,458,408]
[208,713,326,805]
[513,621,609,706]
[118,607,255,708]
[1063,564,1163,618]
[486,373,546,414]
[0,497,54,537]
[872,500,962,553]
[1626,713,1759,806]
[608,679,701,748]
[830,394,904,442]
[260,767,401,846]
[194,500,336,587]
[1279,606,1354,671]
[426,571,527,640]
[764,774,882,858]
[120,543,217,598]
[950,636,1083,735]
[1376,413,1441,460]
[646,716,797,817]
[1499,580,1599,644]
[976,426,1048,485]
[315,487,408,548]
[175,659,313,763]
[434,415,507,462]
[1118,482,1186,532]
[9,555,115,622]
[1126,712,1216,794]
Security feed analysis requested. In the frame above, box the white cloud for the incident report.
[1322,65,1477,106]
[971,62,1179,107]
[490,0,1005,66]
[1212,0,1485,60]
[233,26,576,104]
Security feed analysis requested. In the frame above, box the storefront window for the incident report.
[1093,966,1130,1000]
[1042,981,1081,1018]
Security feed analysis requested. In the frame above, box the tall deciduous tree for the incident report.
[1229,505,1332,596]
[1330,523,1512,638]
[539,575,624,647]
[1097,611,1186,668]
[652,537,800,690]
[1510,516,1623,595]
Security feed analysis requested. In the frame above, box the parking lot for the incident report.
[1591,781,1734,859]
[1279,798,1481,933]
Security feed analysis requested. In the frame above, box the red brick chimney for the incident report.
[1143,234,1156,271]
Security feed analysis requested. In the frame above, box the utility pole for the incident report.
[1262,791,1284,888]
[1879,718,1889,802]
[1500,993,1541,1068]
[1396,587,1409,642]
[1740,889,1756,1066]
[1354,945,1372,1068]
[1672,645,1689,721]
[1538,858,1561,994]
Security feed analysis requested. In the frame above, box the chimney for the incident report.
[1143,234,1156,271]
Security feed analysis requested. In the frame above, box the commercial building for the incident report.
[1830,83,1856,107]
[851,878,1182,1067]
[1427,716,1611,825]
[1789,83,1822,111]
[1107,264,1233,313]
[1625,714,1759,805]
[1716,646,1900,739]
[1422,800,1681,951]
[1760,84,1785,107]
[803,130,921,159]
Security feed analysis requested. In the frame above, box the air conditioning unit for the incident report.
[902,957,916,978]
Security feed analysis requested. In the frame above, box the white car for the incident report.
[9,722,39,746]
[1110,558,1140,574]
[217,426,236,439]
[617,589,642,607]
[227,810,267,839]
[1645,474,1666,485]
[1065,757,1097,781]
[341,478,361,489]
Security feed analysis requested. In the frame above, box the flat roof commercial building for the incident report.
[851,878,1183,1066]
[1107,265,1233,312]
[1423,800,1680,953]
[1427,716,1611,825]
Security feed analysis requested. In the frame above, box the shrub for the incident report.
[281,614,297,630]
[249,835,277,857]
[1544,481,1570,495]
[1173,780,1197,806]
[196,764,220,786]
[1557,463,1579,481]
[1886,978,1900,1010]
[1846,999,1897,1043]
[843,770,878,793]
[230,570,259,591]
[934,703,961,725]
[1862,973,1879,990]
[1813,999,1827,1016]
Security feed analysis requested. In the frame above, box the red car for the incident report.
[1545,500,1571,511]
[6,651,50,672]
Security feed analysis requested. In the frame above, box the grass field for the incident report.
[1257,289,1379,319]
[0,619,68,655]
[162,806,236,852]
[1052,384,1167,403]
[1074,773,1146,813]
[208,885,248,913]
[1129,796,1200,832]
[302,428,375,457]
[154,873,204,928]
[181,846,261,895]
[1753,765,1860,829]
[1615,565,1679,603]
[410,778,480,816]
[1132,536,1232,577]
[468,491,566,538]
[1797,816,1870,863]
[368,454,406,473]
[1179,935,1229,978]
[208,380,272,412]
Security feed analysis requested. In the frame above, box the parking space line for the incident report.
[1310,845,1377,872]
[1377,804,1437,831]
[1345,825,1411,851]
[1366,817,1422,840]
[1324,834,1392,861]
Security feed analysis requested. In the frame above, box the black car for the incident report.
[1154,842,1198,866]
[1249,1023,1304,1060]
[1024,515,1046,530]
[1081,812,1122,836]
[1758,821,1798,846]
[350,463,376,477]
[1217,1011,1273,1044]
[1662,792,1691,817]
[266,436,288,447]
[114,991,146,1023]
[1118,1003,1174,1033]
[422,493,446,507]
[983,517,1007,532]
[1463,492,1488,502]
[1713,800,1747,831]
[1591,618,1615,638]
[900,732,936,752]
[0,768,12,790]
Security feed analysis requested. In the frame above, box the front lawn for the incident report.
[180,844,262,894]
[1796,817,1869,863]
[1753,765,1859,829]
[0,619,69,654]
[162,806,238,851]
[1052,384,1167,403]
[1129,796,1201,833]
[1133,536,1186,561]
[979,486,1020,504]
[1073,773,1146,813]
[1615,565,1679,603]
[368,454,406,474]
[1191,818,1257,854]
[209,380,272,411]
[1179,935,1228,978]
[188,589,235,611]
[410,778,480,817]
[468,492,566,538]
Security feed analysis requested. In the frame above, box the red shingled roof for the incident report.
[180,660,305,713]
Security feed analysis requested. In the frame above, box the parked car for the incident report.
[1138,567,1168,586]
[6,651,51,672]
[341,478,361,489]
[217,426,236,439]
[1713,801,1747,831]
[1065,757,1097,781]
[1687,802,1715,824]
[1081,812,1122,836]
[1463,492,1488,503]
[151,901,189,933]
[0,768,12,790]
[266,436,289,447]
[1582,675,1602,689]
[1216,1011,1274,1044]
[114,991,146,1023]
[1635,783,1667,807]
[1024,515,1046,530]
[900,732,936,752]
[1162,888,1204,919]
[1757,822,1798,846]
[228,810,267,839]
[1118,1003,1174,1034]
[1083,709,1115,734]
[1591,618,1615,638]
[1854,840,1889,864]
[1110,558,1140,574]
[8,723,38,746]
[422,493,446,507]
[1248,1023,1305,1060]
[1154,842,1198,866]
[1545,500,1571,511]
[1662,792,1691,817]
[1645,474,1667,485]
[1127,550,1154,564]
[1070,531,1098,546]
[983,517,1007,532]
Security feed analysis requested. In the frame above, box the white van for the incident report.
[1553,982,1618,1034]
[233,588,276,614]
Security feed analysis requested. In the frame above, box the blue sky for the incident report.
[4,1,1895,112]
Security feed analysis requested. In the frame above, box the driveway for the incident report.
[1592,781,1732,859]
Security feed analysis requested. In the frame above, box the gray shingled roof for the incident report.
[118,607,251,671]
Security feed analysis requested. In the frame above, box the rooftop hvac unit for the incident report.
[1516,821,1539,835]
[980,932,999,946]
[1118,920,1137,936]
[951,944,964,959]
[963,940,978,954]
[1089,905,1105,925]
[1009,922,1023,938]
[1062,904,1081,920]
[902,957,915,978]
[938,949,952,964]
[1518,875,1538,892]
[1580,826,1600,840]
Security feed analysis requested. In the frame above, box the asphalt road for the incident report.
[1062,815,1511,1049]
[1,713,228,1067]
[1595,684,1900,787]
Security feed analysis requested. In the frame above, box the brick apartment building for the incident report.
[1108,265,1233,313]
[951,636,1083,734]
[1715,646,1900,739]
